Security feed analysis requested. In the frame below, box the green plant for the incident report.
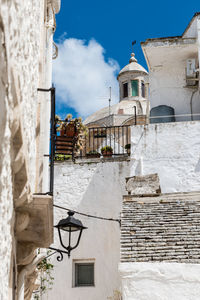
[101,146,113,154]
[65,113,72,121]
[55,115,61,122]
[87,150,100,155]
[54,154,72,161]
[33,252,54,299]
[86,150,101,157]
[125,143,131,150]
[107,290,122,300]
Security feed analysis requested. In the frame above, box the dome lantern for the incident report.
[117,52,148,102]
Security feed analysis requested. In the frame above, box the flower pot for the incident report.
[102,151,113,157]
[86,153,101,158]
[60,129,66,136]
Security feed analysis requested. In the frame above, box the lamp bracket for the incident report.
[48,247,70,261]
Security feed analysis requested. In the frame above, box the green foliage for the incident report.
[125,143,131,150]
[107,290,122,300]
[54,154,72,161]
[33,252,54,300]
[101,146,113,154]
[65,113,73,121]
[86,150,101,157]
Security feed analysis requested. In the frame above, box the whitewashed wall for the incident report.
[119,262,200,300]
[130,121,200,193]
[119,121,200,300]
[149,56,200,118]
[142,35,200,119]
[46,160,130,300]
[0,0,46,298]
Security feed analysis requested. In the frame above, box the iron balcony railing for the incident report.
[79,125,131,158]
[54,124,131,160]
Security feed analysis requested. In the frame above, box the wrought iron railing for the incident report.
[79,125,131,158]
[54,124,131,160]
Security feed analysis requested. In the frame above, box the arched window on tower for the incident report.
[123,82,128,98]
[141,81,145,98]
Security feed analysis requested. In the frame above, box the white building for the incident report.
[119,12,200,300]
[47,12,200,300]
[142,12,200,122]
[0,0,60,299]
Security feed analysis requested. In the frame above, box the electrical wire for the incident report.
[53,204,121,225]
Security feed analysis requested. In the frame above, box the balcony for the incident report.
[54,122,131,161]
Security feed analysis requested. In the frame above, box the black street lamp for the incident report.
[49,211,87,261]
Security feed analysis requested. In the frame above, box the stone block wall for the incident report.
[121,192,200,263]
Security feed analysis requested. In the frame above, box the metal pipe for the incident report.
[37,87,55,195]
[50,87,55,195]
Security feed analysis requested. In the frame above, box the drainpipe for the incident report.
[42,2,56,193]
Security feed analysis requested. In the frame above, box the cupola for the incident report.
[117,53,148,102]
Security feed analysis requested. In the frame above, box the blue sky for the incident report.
[53,0,200,120]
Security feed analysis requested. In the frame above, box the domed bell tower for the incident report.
[117,52,149,116]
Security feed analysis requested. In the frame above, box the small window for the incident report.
[131,80,138,96]
[75,263,94,287]
[141,81,145,98]
[123,82,128,98]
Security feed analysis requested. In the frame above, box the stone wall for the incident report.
[0,0,45,298]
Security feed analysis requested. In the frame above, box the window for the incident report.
[131,80,138,96]
[123,82,128,98]
[74,262,94,287]
[141,81,145,98]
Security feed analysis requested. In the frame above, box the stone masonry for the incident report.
[121,192,200,263]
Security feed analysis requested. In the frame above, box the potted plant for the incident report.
[125,143,131,155]
[86,151,101,158]
[101,146,113,157]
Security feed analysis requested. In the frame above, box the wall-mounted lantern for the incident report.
[49,211,87,261]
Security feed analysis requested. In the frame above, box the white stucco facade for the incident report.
[142,14,200,119]
[0,0,60,299]
[119,262,200,300]
[46,159,130,300]
[130,121,200,193]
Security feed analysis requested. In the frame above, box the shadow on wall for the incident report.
[195,157,200,172]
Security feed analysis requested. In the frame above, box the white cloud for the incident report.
[53,38,119,118]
